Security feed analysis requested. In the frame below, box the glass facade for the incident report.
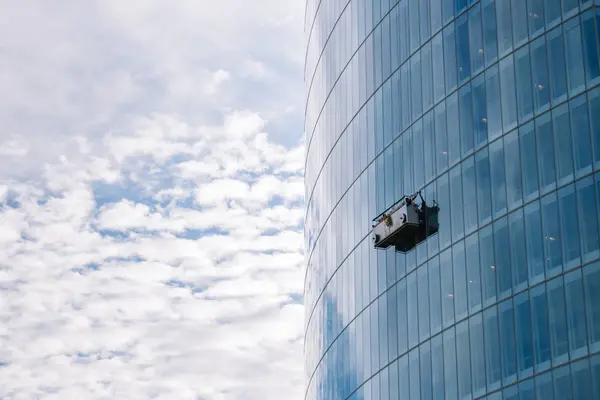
[303,1,600,399]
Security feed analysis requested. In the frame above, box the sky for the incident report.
[0,1,306,399]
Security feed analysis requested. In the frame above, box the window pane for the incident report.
[456,14,470,84]
[482,0,498,66]
[489,138,507,218]
[460,84,474,156]
[527,0,545,37]
[480,225,496,307]
[435,103,448,173]
[470,314,486,397]
[476,147,492,225]
[485,64,502,140]
[431,335,444,399]
[456,320,471,399]
[450,165,464,241]
[437,173,451,249]
[576,175,600,262]
[472,74,487,148]
[483,307,501,391]
[572,358,592,400]
[466,233,482,314]
[553,103,574,186]
[424,113,435,184]
[541,192,562,277]
[582,10,600,86]
[499,298,517,385]
[565,269,588,359]
[411,53,422,121]
[504,130,522,209]
[462,157,477,236]
[420,0,431,44]
[536,371,554,400]
[409,348,420,400]
[536,112,557,193]
[431,0,442,33]
[429,257,442,335]
[418,266,430,342]
[519,379,535,400]
[583,261,600,352]
[570,94,593,177]
[524,200,545,285]
[432,33,445,103]
[558,185,581,270]
[409,0,420,53]
[496,0,513,56]
[469,4,484,75]
[511,0,528,46]
[443,328,458,400]
[509,209,528,292]
[453,241,467,321]
[444,23,457,94]
[494,218,511,299]
[565,17,586,96]
[593,355,600,400]
[515,291,534,379]
[547,276,570,365]
[531,284,551,372]
[547,26,568,105]
[545,0,561,28]
[407,272,418,348]
[500,54,518,132]
[420,342,433,400]
[422,43,433,111]
[447,93,460,166]
[397,279,408,354]
[441,248,454,329]
[553,364,573,400]
[399,355,409,400]
[531,36,551,115]
[442,0,454,24]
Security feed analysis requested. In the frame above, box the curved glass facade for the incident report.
[303,1,600,399]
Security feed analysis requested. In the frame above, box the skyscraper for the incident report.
[304,0,600,399]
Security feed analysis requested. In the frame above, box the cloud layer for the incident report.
[0,1,305,399]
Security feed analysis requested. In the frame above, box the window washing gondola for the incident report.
[372,191,440,253]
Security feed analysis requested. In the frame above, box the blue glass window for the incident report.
[565,16,586,96]
[553,364,573,400]
[582,9,600,86]
[409,0,420,53]
[553,103,574,186]
[411,53,422,121]
[399,355,409,400]
[399,1,409,63]
[401,63,411,130]
[570,94,593,178]
[418,266,430,342]
[500,54,518,132]
[403,129,414,194]
[509,209,528,292]
[397,279,408,354]
[456,14,470,84]
[480,224,496,307]
[496,0,513,57]
[431,335,444,399]
[503,385,519,400]
[489,138,507,218]
[547,276,569,365]
[420,342,433,400]
[447,93,460,166]
[593,355,600,399]
[524,201,545,284]
[482,0,498,66]
[531,284,551,372]
[515,291,534,378]
[442,0,454,24]
[444,23,457,94]
[441,248,455,328]
[511,0,528,46]
[565,269,589,359]
[504,130,522,210]
[437,173,451,249]
[572,358,592,400]
[429,256,442,335]
[472,74,487,148]
[450,165,464,241]
[466,233,482,314]
[536,112,557,193]
[469,4,484,75]
[422,42,433,111]
[590,87,600,170]
[547,26,568,105]
[485,65,502,141]
[484,307,502,391]
[499,298,517,385]
[453,241,468,321]
[456,320,472,399]
[435,103,448,173]
[431,0,443,34]
[413,121,425,191]
[583,261,600,352]
[536,371,554,400]
[563,0,579,18]
[462,157,477,235]
[531,36,551,115]
[558,185,581,270]
[545,0,561,28]
[577,175,600,262]
[515,46,534,124]
[494,218,511,299]
[470,313,486,397]
[420,0,431,44]
[443,328,458,400]
[407,271,418,349]
[459,84,474,156]
[542,192,563,277]
[476,147,492,225]
[424,112,435,184]
[527,0,545,37]
[409,348,420,400]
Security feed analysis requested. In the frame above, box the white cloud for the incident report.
[0,1,305,399]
